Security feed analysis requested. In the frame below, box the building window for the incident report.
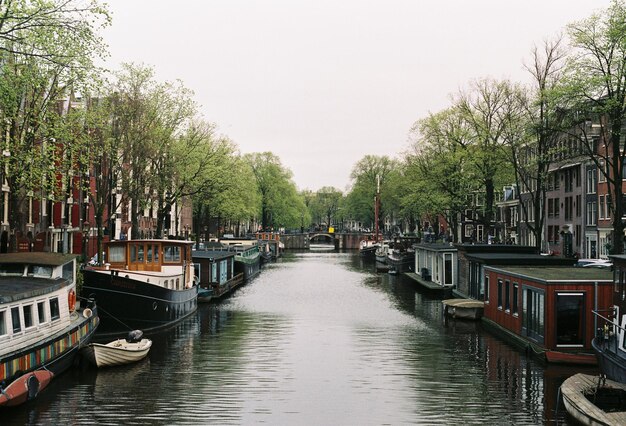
[576,194,582,217]
[497,279,503,309]
[599,195,605,219]
[565,196,573,220]
[599,160,606,183]
[587,168,597,194]
[586,201,597,226]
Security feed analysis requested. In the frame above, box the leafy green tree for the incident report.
[506,37,568,251]
[406,107,477,241]
[345,155,396,232]
[0,0,109,249]
[309,187,343,231]
[245,152,305,229]
[561,0,626,254]
[455,78,516,236]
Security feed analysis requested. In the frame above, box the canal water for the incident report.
[4,251,594,425]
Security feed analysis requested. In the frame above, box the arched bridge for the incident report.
[308,233,335,243]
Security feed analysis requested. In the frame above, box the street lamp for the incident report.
[82,221,90,263]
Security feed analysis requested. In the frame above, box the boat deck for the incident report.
[561,373,626,426]
[404,272,451,294]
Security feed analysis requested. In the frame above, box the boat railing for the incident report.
[592,309,625,352]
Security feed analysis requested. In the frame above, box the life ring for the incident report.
[68,289,76,312]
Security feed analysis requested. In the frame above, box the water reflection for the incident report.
[2,251,595,425]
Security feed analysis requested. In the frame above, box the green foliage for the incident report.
[245,152,306,229]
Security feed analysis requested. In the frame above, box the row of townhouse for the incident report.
[0,94,196,257]
[496,123,618,260]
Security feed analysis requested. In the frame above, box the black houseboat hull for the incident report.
[387,252,415,274]
[592,337,626,383]
[82,270,198,336]
[235,256,261,281]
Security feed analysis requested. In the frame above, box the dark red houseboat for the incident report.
[482,265,613,364]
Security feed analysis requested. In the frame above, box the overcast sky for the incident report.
[101,0,611,192]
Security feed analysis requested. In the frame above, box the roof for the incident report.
[0,252,76,266]
[455,244,538,255]
[0,276,68,304]
[465,252,575,266]
[192,250,235,260]
[485,265,613,283]
[414,243,457,252]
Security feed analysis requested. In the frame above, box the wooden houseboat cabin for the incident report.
[454,244,574,301]
[482,265,613,364]
[414,243,457,291]
[192,249,243,301]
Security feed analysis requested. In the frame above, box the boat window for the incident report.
[0,310,6,336]
[497,279,503,309]
[11,306,21,333]
[512,283,519,315]
[109,246,126,263]
[147,245,153,263]
[164,279,168,289]
[23,304,33,328]
[137,245,145,262]
[0,264,24,275]
[505,280,511,311]
[153,245,159,263]
[62,262,74,282]
[50,298,60,321]
[176,278,180,289]
[484,275,490,302]
[131,245,137,262]
[28,265,52,278]
[37,301,46,324]
[164,246,181,262]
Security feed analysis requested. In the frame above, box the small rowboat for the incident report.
[0,370,54,407]
[83,330,152,368]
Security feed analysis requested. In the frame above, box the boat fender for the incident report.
[83,308,93,319]
[27,374,40,400]
[68,289,76,312]
[127,329,144,343]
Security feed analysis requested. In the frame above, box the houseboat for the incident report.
[592,254,626,383]
[192,249,244,301]
[0,253,99,407]
[482,265,613,364]
[231,243,261,281]
[412,243,457,293]
[256,232,283,260]
[386,239,415,274]
[82,239,198,336]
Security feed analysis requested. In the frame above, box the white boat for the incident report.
[561,373,626,425]
[83,330,152,368]
[442,299,484,320]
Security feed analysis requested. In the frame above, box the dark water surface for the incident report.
[4,251,593,425]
